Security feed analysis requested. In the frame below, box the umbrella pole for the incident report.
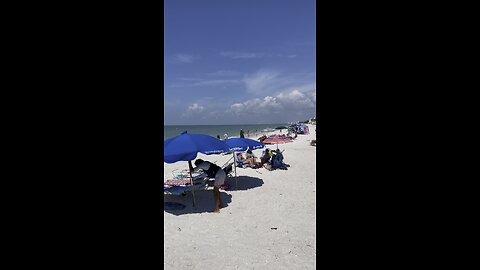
[188,160,196,207]
[233,151,238,189]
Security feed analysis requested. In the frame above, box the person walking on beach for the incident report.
[240,129,244,138]
[189,159,226,213]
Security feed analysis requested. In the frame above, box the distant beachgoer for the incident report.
[240,129,244,138]
[217,135,220,139]
[224,133,228,140]
[190,159,225,213]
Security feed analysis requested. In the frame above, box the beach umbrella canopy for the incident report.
[164,131,229,207]
[224,138,265,152]
[223,138,265,189]
[164,131,229,163]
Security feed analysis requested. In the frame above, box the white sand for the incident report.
[164,124,316,269]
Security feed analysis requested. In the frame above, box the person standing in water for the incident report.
[240,129,244,138]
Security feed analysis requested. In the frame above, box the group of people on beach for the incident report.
[186,128,298,213]
[217,129,254,140]
[236,148,289,171]
[188,146,290,212]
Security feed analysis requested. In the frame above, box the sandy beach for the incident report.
[164,124,317,269]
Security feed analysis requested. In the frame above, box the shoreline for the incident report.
[164,124,316,269]
[164,123,293,141]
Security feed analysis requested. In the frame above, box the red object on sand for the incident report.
[164,179,191,186]
[220,184,231,190]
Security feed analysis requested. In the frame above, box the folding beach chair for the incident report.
[233,152,248,168]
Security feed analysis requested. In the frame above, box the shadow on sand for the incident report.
[224,175,264,191]
[164,190,232,216]
[164,176,264,215]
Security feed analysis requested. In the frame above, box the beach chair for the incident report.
[165,168,210,197]
[233,153,247,168]
[220,156,234,177]
[164,182,208,196]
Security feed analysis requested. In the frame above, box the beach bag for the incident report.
[263,162,274,171]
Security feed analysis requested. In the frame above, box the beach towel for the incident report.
[262,138,292,144]
[164,179,192,186]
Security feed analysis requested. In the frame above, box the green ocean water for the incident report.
[164,124,288,140]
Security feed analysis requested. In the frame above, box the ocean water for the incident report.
[164,124,288,141]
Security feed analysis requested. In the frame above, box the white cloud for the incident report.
[243,69,316,96]
[287,54,297,58]
[207,70,242,77]
[176,54,195,63]
[187,103,204,114]
[276,90,315,109]
[180,78,202,81]
[243,69,281,95]
[229,103,245,115]
[227,89,316,118]
[220,51,264,59]
[193,79,240,86]
[170,79,240,88]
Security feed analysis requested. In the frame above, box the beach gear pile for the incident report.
[288,124,309,135]
[260,134,294,145]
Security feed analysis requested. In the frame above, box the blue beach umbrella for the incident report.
[164,131,229,163]
[224,138,265,188]
[164,131,229,206]
[224,138,265,152]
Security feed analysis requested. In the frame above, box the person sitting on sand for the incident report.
[259,148,272,166]
[271,149,288,170]
[245,149,261,168]
[236,152,255,168]
[189,159,226,213]
[310,140,316,146]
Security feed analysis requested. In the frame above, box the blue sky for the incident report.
[164,0,316,125]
